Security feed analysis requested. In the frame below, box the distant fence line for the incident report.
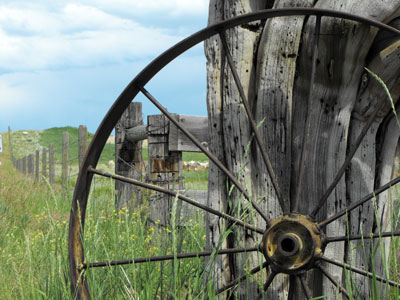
[7,104,209,225]
[8,125,88,189]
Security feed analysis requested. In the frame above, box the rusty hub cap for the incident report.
[261,214,325,274]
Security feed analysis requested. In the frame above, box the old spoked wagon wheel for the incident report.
[69,8,400,299]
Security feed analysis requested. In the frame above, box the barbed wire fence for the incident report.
[8,125,92,195]
[7,104,208,222]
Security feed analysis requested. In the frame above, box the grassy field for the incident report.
[2,127,400,299]
[1,129,216,299]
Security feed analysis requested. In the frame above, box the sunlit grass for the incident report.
[2,125,400,299]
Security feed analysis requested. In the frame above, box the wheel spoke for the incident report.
[310,99,387,218]
[214,261,268,296]
[139,86,271,224]
[219,31,288,214]
[288,275,296,300]
[263,270,278,291]
[83,247,259,269]
[318,264,350,299]
[298,273,312,299]
[88,167,264,234]
[326,231,400,243]
[294,15,321,213]
[319,175,400,227]
[320,256,400,288]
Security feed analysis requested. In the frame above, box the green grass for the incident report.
[0,130,215,299]
[4,123,400,299]
[39,126,114,164]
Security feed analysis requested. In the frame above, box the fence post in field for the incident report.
[7,126,16,167]
[62,132,69,189]
[147,114,182,226]
[78,125,88,170]
[35,150,40,182]
[28,154,34,177]
[42,147,47,180]
[22,156,27,174]
[115,102,143,211]
[49,143,55,185]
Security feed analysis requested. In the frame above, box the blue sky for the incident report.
[0,0,209,133]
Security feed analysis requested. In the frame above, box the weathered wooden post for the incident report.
[35,150,40,182]
[204,1,400,298]
[49,143,55,185]
[62,132,69,189]
[78,125,88,170]
[147,114,182,225]
[22,156,27,174]
[115,102,143,211]
[27,154,34,177]
[42,147,47,179]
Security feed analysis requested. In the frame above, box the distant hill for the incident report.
[9,127,114,164]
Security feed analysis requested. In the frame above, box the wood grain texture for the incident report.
[169,115,209,152]
[115,102,143,211]
[205,0,400,299]
[345,41,400,298]
[147,114,182,226]
[254,0,315,297]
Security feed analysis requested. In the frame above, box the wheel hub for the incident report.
[261,214,325,274]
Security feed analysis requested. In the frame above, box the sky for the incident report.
[0,0,209,133]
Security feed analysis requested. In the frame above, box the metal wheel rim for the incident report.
[68,7,400,299]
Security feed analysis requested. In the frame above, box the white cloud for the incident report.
[83,0,209,17]
[0,3,189,72]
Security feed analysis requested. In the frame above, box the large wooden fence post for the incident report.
[62,132,69,189]
[115,102,143,211]
[78,125,88,170]
[147,114,182,225]
[49,143,55,185]
[35,150,39,182]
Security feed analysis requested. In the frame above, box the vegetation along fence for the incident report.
[7,102,209,224]
[8,125,89,192]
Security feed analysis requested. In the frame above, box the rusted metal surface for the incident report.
[261,214,325,274]
[88,167,264,234]
[83,247,258,269]
[68,7,400,299]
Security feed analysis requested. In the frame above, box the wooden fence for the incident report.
[7,103,209,224]
[115,102,209,225]
[8,125,88,188]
